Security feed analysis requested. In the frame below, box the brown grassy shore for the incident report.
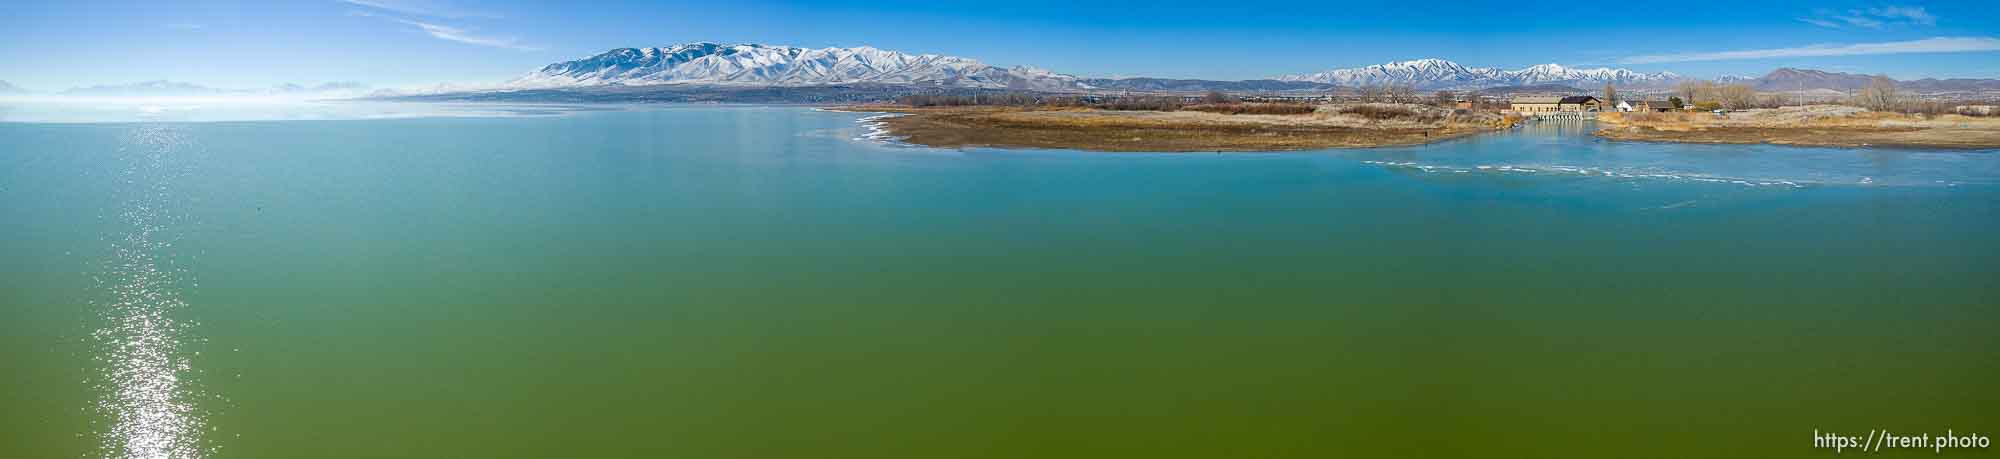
[832,104,1519,152]
[1596,105,2000,150]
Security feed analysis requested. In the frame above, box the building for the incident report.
[1616,100,1675,112]
[1511,95,1602,113]
[1558,96,1602,112]
[1510,96,1563,113]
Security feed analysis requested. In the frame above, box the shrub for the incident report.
[1184,103,1317,115]
[1093,96,1185,111]
[1337,104,1440,121]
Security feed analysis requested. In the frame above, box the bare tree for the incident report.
[1675,80,1705,106]
[1202,90,1234,104]
[1716,84,1758,110]
[1434,90,1455,106]
[1855,75,1898,111]
[1602,82,1618,106]
[1385,84,1416,103]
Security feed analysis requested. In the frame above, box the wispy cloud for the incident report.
[1833,14,1884,29]
[394,18,540,51]
[348,9,539,51]
[1867,6,1935,25]
[1620,37,2000,64]
[1798,5,1935,29]
[338,0,498,19]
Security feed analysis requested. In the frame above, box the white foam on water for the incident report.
[849,113,914,146]
[1361,160,1811,188]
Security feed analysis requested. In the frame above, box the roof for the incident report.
[1512,96,1563,104]
[1558,96,1600,104]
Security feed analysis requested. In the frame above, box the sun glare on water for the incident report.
[88,126,214,459]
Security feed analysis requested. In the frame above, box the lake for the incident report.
[2,105,1996,458]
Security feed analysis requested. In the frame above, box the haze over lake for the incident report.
[2,105,1996,457]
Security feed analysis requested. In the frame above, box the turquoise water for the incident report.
[3,106,1997,457]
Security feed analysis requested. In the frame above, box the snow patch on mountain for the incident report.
[512,42,1084,90]
[1278,59,1681,89]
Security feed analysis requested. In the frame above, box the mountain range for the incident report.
[1743,68,2000,93]
[510,45,1689,93]
[1276,58,1681,90]
[61,80,226,96]
[56,80,371,96]
[0,80,22,93]
[1077,78,1336,92]
[510,43,1721,94]
[512,43,1081,91]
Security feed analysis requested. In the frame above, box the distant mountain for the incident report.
[1277,58,1680,90]
[57,80,372,97]
[389,82,995,104]
[1743,68,1876,91]
[269,81,370,93]
[1898,78,2000,93]
[1743,68,2000,93]
[0,80,23,93]
[62,80,227,96]
[1078,78,1336,93]
[514,42,1083,91]
[433,45,2000,103]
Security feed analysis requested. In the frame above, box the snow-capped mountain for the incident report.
[1507,63,1671,86]
[1277,59,1502,89]
[61,80,228,96]
[1278,59,1681,89]
[54,80,374,98]
[0,80,23,93]
[269,81,370,93]
[513,42,1083,90]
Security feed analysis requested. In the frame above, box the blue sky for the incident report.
[1,0,1996,90]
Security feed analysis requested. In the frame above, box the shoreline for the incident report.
[831,105,1519,152]
[1593,107,2000,150]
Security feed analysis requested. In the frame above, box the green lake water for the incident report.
[2,106,1996,457]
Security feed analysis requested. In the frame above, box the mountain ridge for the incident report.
[57,80,372,96]
[1077,78,1337,92]
[1277,59,1680,90]
[513,42,1083,91]
[509,44,2000,96]
[1748,68,2000,93]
